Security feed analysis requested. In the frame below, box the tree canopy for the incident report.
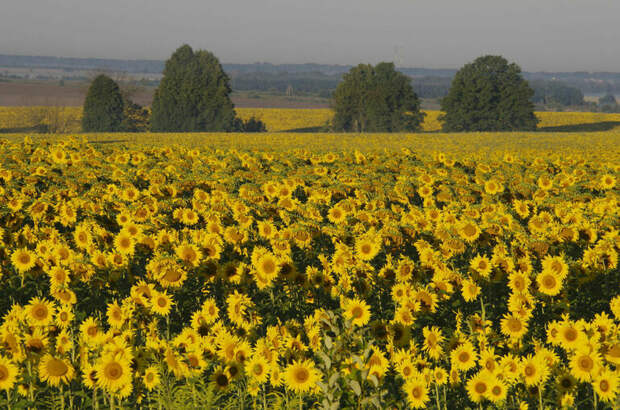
[440,55,538,132]
[82,74,124,132]
[599,93,617,106]
[151,45,237,132]
[331,62,424,132]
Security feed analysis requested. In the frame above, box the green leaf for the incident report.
[349,380,361,396]
[329,372,340,387]
[324,335,333,349]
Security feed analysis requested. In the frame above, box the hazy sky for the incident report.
[1,0,619,71]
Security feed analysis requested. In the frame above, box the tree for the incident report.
[440,55,538,132]
[331,62,424,132]
[151,44,237,132]
[121,100,150,132]
[599,93,617,106]
[240,116,267,132]
[531,80,584,107]
[82,74,124,132]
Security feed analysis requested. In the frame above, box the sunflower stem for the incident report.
[166,316,170,340]
[479,296,485,328]
[60,384,65,410]
[538,385,543,410]
[593,388,598,409]
[26,360,34,403]
[191,379,197,409]
[434,383,441,410]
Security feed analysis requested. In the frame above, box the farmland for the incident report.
[2,107,620,134]
[0,130,617,409]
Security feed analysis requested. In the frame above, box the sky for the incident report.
[1,0,619,72]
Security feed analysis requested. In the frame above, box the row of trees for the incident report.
[83,45,265,132]
[333,55,538,132]
[84,46,540,133]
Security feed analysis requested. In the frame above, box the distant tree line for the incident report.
[530,80,584,107]
[80,46,616,134]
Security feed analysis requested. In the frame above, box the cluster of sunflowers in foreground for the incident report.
[0,135,618,409]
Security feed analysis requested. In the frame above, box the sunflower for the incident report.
[0,356,18,391]
[327,206,347,224]
[73,226,92,249]
[80,317,104,346]
[470,254,492,279]
[487,378,508,403]
[114,231,135,256]
[186,351,207,374]
[38,354,75,386]
[26,297,56,327]
[520,354,549,386]
[245,354,269,384]
[181,209,199,225]
[96,354,132,394]
[48,266,69,288]
[414,288,438,313]
[458,220,481,242]
[396,359,416,380]
[55,329,73,355]
[422,326,444,360]
[541,255,569,279]
[25,329,49,354]
[557,321,585,351]
[536,271,563,296]
[143,366,160,391]
[257,220,277,239]
[500,313,528,340]
[461,278,481,302]
[466,371,490,403]
[342,297,371,327]
[556,372,577,394]
[175,243,203,267]
[150,291,174,316]
[355,235,381,261]
[599,173,616,190]
[508,272,531,293]
[211,366,230,391]
[11,248,37,274]
[106,301,125,329]
[484,179,502,195]
[593,368,618,402]
[255,252,279,282]
[451,341,478,372]
[283,358,320,394]
[200,298,220,324]
[403,377,429,409]
[569,349,600,382]
[165,348,189,378]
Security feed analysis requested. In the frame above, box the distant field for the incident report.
[2,106,620,133]
[0,81,328,108]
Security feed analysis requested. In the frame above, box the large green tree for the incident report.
[151,45,237,132]
[332,62,424,132]
[82,74,124,132]
[440,55,538,132]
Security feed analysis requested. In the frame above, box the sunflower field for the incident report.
[0,132,618,409]
[3,107,620,133]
